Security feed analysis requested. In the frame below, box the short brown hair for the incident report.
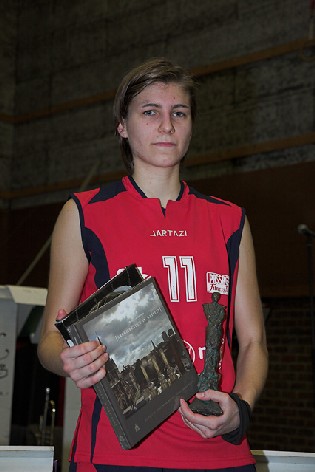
[113,58,196,174]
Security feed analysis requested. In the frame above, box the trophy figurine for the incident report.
[189,291,225,416]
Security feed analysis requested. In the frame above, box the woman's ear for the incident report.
[117,121,128,138]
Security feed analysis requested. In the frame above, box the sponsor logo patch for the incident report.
[206,272,229,295]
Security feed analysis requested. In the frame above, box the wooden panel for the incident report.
[0,209,10,283]
[189,161,315,297]
[4,203,62,287]
[1,161,314,296]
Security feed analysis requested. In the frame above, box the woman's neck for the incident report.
[132,167,181,208]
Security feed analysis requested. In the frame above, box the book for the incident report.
[55,264,198,449]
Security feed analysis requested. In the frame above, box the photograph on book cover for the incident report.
[82,278,194,417]
[75,277,197,447]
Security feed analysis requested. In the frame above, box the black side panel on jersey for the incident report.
[187,185,230,206]
[89,180,127,204]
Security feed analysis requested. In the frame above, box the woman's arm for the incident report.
[37,199,108,387]
[232,216,268,409]
[179,217,268,438]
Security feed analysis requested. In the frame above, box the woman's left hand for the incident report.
[179,389,240,439]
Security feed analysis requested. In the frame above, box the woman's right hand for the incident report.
[60,340,108,389]
[57,309,108,389]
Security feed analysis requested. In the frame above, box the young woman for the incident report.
[38,58,268,472]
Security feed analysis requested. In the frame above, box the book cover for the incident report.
[55,265,198,449]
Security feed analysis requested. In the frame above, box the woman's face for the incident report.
[117,82,192,172]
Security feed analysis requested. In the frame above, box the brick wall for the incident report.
[4,0,313,206]
[0,0,17,205]
[248,298,315,452]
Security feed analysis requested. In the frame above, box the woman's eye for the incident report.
[143,110,156,116]
[173,111,186,117]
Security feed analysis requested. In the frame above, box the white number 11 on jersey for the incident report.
[162,255,197,302]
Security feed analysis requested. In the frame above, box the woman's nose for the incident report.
[158,114,175,134]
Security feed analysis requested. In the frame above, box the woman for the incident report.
[38,58,268,472]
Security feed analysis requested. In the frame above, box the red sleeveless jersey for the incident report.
[69,176,255,469]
